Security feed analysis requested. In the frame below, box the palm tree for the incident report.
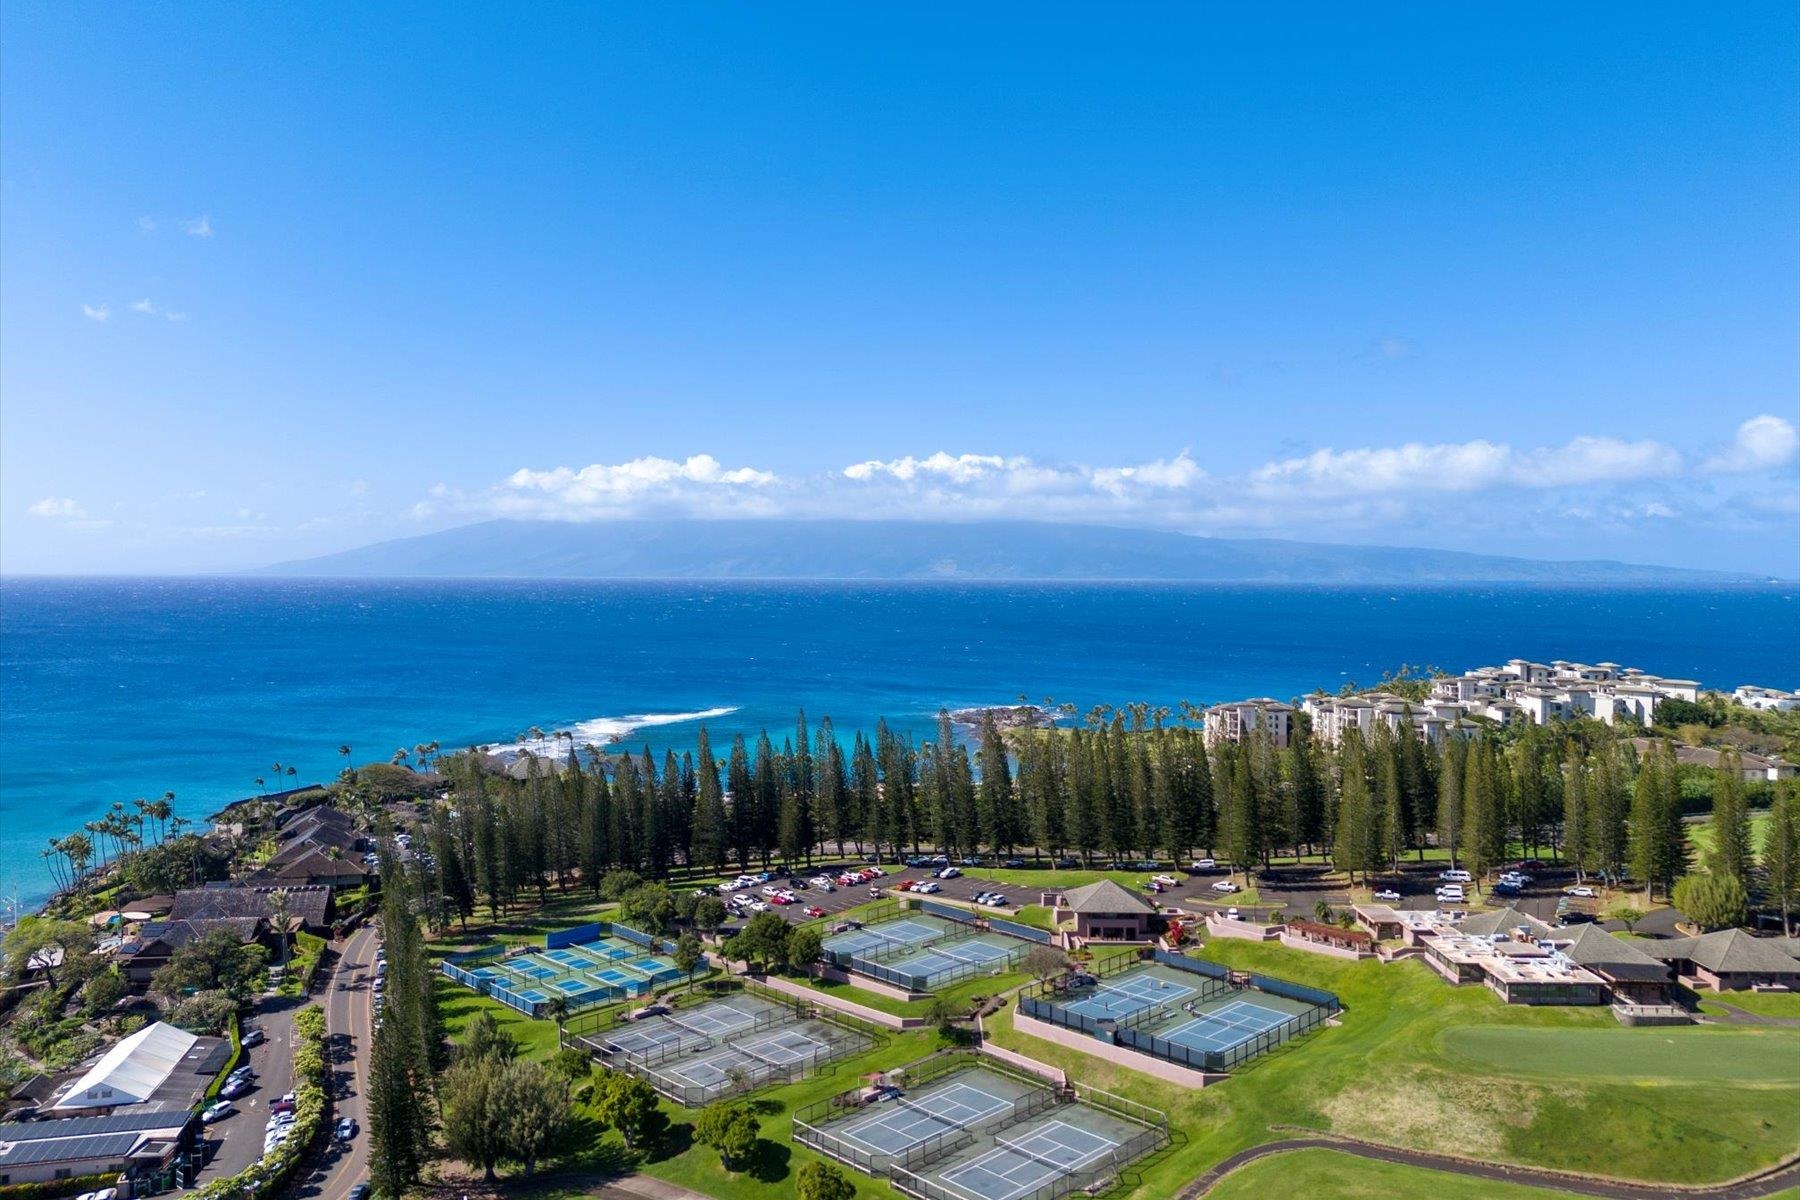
[285,766,298,786]
[254,776,266,796]
[339,744,353,781]
[542,996,570,1029]
[267,889,292,967]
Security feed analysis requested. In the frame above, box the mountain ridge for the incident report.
[255,519,1766,583]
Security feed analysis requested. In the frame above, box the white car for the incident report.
[1190,858,1217,871]
[1210,880,1240,894]
[760,884,782,897]
[747,899,770,912]
[1153,874,1179,886]
[1373,888,1401,902]
[1439,869,1472,884]
[915,881,941,894]
[809,875,836,890]
[201,1100,234,1123]
[937,867,961,879]
[1565,885,1596,898]
[1436,885,1466,902]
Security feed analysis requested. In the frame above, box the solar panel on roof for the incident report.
[0,1130,142,1166]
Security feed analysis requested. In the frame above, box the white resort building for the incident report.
[1734,685,1800,712]
[1202,698,1293,748]
[1303,658,1703,747]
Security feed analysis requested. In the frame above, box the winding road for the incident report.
[1178,1136,1800,1199]
[294,924,378,1200]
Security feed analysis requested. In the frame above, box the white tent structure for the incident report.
[51,1021,199,1112]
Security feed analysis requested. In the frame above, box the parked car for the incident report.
[937,867,962,879]
[916,882,941,894]
[804,905,826,918]
[1564,885,1596,898]
[241,1026,266,1048]
[269,1098,296,1115]
[1557,910,1598,926]
[1210,880,1240,894]
[984,894,1008,907]
[1492,882,1521,897]
[1153,874,1179,886]
[220,1078,252,1100]
[1189,858,1217,872]
[201,1101,235,1123]
[1436,885,1466,902]
[761,884,782,897]
[1439,869,1473,883]
[810,876,837,890]
[1054,856,1080,869]
[349,1184,372,1200]
[1373,888,1402,902]
[747,899,770,912]
[1002,858,1026,868]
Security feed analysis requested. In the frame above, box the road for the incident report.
[194,998,300,1183]
[294,923,378,1200]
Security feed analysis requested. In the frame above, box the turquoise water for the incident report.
[2,578,1794,907]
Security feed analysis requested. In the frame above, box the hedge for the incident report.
[189,1005,328,1200]
[0,1173,115,1200]
[202,1011,243,1102]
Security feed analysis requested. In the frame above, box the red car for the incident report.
[804,905,826,918]
[894,879,916,892]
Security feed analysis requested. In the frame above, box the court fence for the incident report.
[793,1050,1061,1175]
[799,1051,1169,1200]
[1018,955,1341,1073]
[441,920,684,1018]
[987,915,1053,944]
[629,1019,877,1106]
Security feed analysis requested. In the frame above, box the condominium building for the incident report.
[1202,698,1293,748]
[1734,685,1800,712]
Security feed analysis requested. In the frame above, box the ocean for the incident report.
[2,578,1794,909]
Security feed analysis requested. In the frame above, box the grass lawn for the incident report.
[1699,989,1800,1018]
[491,1024,940,1200]
[436,974,565,1062]
[982,939,1800,1194]
[278,931,326,996]
[1206,1148,1592,1200]
[1686,810,1773,863]
[425,894,623,961]
[1439,1024,1800,1082]
[788,968,1033,1018]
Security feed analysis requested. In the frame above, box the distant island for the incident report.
[258,518,1769,583]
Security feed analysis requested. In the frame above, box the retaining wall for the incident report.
[1204,915,1280,941]
[1278,931,1376,961]
[750,971,928,1030]
[1013,1009,1225,1089]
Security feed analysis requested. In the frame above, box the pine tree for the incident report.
[850,732,879,857]
[727,735,753,869]
[1437,738,1464,869]
[1628,741,1685,900]
[1287,728,1325,856]
[815,718,848,857]
[1461,739,1502,886]
[976,712,1016,854]
[1707,748,1752,889]
[1372,725,1403,873]
[1332,731,1372,885]
[1763,783,1799,936]
[1561,744,1589,881]
[690,727,727,870]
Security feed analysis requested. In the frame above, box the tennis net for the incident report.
[993,1132,1106,1179]
[662,1011,716,1041]
[895,1095,983,1132]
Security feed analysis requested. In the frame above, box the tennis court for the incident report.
[604,993,786,1059]
[662,1027,835,1089]
[1151,998,1296,1053]
[822,915,954,963]
[613,1004,877,1105]
[441,924,686,1017]
[934,1120,1120,1200]
[835,1076,1027,1158]
[1060,967,1196,1023]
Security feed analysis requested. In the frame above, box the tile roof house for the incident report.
[171,884,333,931]
[115,917,264,986]
[1055,879,1157,942]
[1455,907,1556,942]
[1642,929,1800,992]
[1556,924,1675,1005]
[247,847,371,889]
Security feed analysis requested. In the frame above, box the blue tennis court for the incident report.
[1062,973,1196,1022]
[935,1119,1120,1200]
[1154,999,1293,1053]
[836,1080,1016,1156]
[822,916,948,961]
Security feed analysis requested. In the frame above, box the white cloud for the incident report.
[28,497,87,519]
[132,298,156,315]
[184,215,214,238]
[347,479,370,497]
[1251,434,1681,498]
[165,310,187,323]
[81,303,110,322]
[844,453,1018,484]
[429,454,782,521]
[1705,415,1799,473]
[843,451,1206,501]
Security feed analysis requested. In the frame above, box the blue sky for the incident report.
[2,4,1796,575]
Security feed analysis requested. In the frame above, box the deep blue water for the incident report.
[3,578,1795,909]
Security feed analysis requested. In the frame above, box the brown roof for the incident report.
[1643,929,1800,976]
[1060,879,1156,915]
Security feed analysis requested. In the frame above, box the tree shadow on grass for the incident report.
[642,1115,693,1164]
[744,1135,792,1184]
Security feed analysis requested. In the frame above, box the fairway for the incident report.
[1440,1024,1800,1083]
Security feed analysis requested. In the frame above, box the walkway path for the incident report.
[1697,999,1800,1028]
[1178,1135,1800,1199]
